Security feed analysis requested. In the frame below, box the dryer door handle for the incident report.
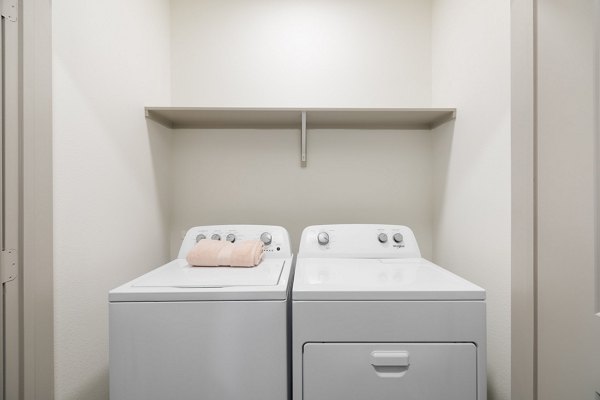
[370,351,410,367]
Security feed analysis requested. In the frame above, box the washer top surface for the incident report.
[131,258,285,288]
[293,224,485,301]
[110,225,293,302]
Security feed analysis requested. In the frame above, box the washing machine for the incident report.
[109,225,293,400]
[292,224,486,400]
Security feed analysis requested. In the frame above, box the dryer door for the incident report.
[303,343,477,400]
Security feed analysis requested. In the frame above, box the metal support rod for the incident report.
[301,111,307,167]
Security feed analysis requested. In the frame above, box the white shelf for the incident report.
[145,107,456,130]
[145,107,456,167]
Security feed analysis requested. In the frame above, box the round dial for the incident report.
[393,233,404,243]
[225,233,236,243]
[317,232,330,245]
[195,234,206,242]
[211,234,221,241]
[260,232,272,245]
[378,233,388,243]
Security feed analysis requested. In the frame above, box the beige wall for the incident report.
[170,129,434,258]
[168,0,436,256]
[431,1,511,400]
[52,1,172,399]
[170,3,512,399]
[170,0,432,107]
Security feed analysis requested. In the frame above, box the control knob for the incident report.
[317,232,329,245]
[393,233,404,243]
[260,232,272,245]
[195,234,206,242]
[378,233,388,243]
[226,233,236,243]
[211,234,221,241]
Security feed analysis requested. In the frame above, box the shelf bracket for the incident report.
[429,109,456,129]
[300,111,307,167]
[145,108,174,129]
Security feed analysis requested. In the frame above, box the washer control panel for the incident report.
[178,225,292,259]
[299,224,421,259]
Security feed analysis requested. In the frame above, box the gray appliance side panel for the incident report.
[292,301,486,400]
[110,300,288,400]
[303,343,477,400]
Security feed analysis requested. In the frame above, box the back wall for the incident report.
[170,0,433,107]
[170,128,434,257]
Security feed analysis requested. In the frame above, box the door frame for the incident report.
[512,1,600,399]
[21,0,54,398]
[511,0,536,399]
[14,1,540,399]
[9,1,599,399]
[2,0,22,397]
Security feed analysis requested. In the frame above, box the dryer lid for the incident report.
[292,258,485,301]
[132,259,286,288]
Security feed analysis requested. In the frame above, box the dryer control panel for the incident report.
[299,224,421,259]
[178,225,292,259]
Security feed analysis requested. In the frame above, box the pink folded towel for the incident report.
[186,239,229,267]
[230,240,264,267]
[186,239,264,267]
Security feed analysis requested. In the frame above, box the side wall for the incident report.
[52,2,172,399]
[431,2,512,400]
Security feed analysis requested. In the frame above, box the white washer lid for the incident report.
[292,258,485,301]
[109,258,291,302]
[133,259,285,288]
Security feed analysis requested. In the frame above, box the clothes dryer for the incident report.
[292,224,486,400]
